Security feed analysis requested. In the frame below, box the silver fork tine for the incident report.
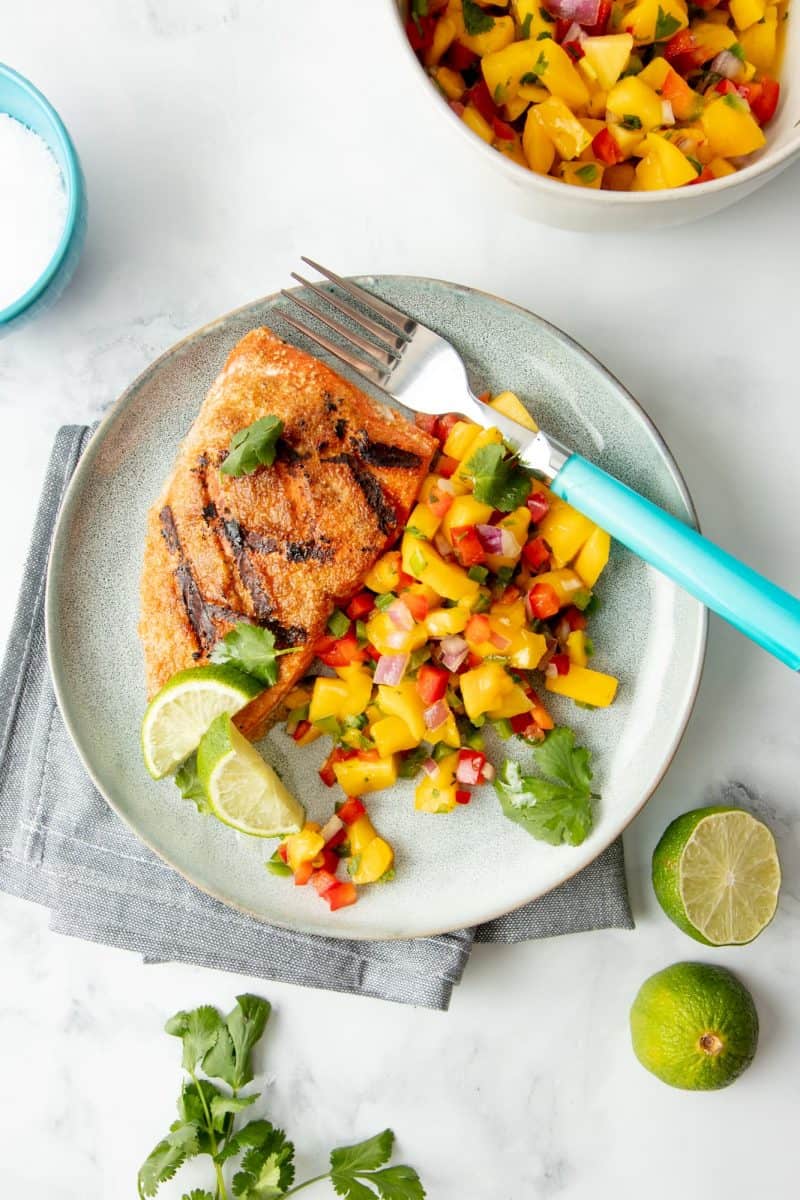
[280,290,399,369]
[290,272,412,351]
[301,256,416,336]
[278,307,390,387]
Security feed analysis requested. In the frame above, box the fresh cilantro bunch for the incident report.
[138,994,425,1200]
[494,728,600,846]
[220,416,284,478]
[465,444,532,512]
[210,623,298,687]
[462,0,495,35]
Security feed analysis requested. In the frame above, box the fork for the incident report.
[280,258,800,670]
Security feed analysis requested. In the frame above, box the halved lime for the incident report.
[630,962,758,1090]
[141,665,262,779]
[652,806,780,946]
[197,713,304,837]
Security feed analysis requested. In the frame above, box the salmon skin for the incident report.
[139,326,437,739]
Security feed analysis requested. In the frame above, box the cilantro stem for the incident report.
[282,1173,330,1196]
[189,1069,229,1200]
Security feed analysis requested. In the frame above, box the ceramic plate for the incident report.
[46,277,706,939]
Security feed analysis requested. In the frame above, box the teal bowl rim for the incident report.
[0,63,83,325]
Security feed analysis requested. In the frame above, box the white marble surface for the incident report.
[2,2,799,1197]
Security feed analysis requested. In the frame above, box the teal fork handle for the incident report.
[551,455,800,670]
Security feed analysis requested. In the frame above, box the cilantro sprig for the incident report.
[465,443,532,511]
[210,623,298,687]
[494,728,600,846]
[654,5,682,40]
[138,995,426,1200]
[462,0,495,35]
[220,416,283,478]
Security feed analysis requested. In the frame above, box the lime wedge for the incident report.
[141,665,262,779]
[652,806,781,946]
[197,713,305,837]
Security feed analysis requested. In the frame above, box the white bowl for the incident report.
[391,2,800,231]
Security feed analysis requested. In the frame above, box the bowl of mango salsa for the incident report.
[396,0,798,229]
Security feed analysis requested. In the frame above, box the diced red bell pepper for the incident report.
[415,412,438,436]
[310,868,339,897]
[313,847,340,875]
[437,454,459,479]
[466,80,498,125]
[563,38,585,61]
[427,484,454,518]
[291,719,312,743]
[434,412,463,444]
[745,77,780,125]
[316,628,365,667]
[492,116,516,141]
[446,41,478,72]
[451,524,487,567]
[356,748,380,762]
[294,860,314,886]
[466,650,483,669]
[555,17,572,42]
[326,881,358,911]
[584,0,612,35]
[403,591,430,621]
[455,789,472,805]
[319,757,337,788]
[501,584,521,604]
[715,78,738,96]
[526,489,550,523]
[466,613,491,643]
[522,535,551,571]
[664,29,711,73]
[563,605,588,631]
[526,688,555,730]
[365,643,382,663]
[417,663,450,705]
[346,591,375,620]
[325,826,347,850]
[528,582,561,619]
[277,842,288,863]
[510,712,544,740]
[405,15,436,53]
[550,652,571,676]
[398,570,415,589]
[592,127,625,165]
[338,796,367,825]
[689,166,715,185]
[457,748,487,785]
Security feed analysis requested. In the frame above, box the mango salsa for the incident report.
[405,0,785,192]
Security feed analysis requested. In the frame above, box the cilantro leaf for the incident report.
[465,444,532,511]
[462,0,495,35]
[182,1192,214,1200]
[575,164,598,182]
[229,1125,295,1198]
[138,1124,200,1198]
[175,753,212,814]
[621,113,642,130]
[520,11,532,36]
[178,1080,222,1147]
[366,1165,426,1199]
[331,1178,377,1200]
[331,1130,395,1173]
[165,1006,223,1072]
[535,49,549,74]
[210,623,296,687]
[210,1091,258,1133]
[494,729,599,847]
[654,6,681,39]
[226,994,272,1088]
[220,416,283,478]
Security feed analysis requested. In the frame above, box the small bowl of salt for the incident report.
[0,63,87,335]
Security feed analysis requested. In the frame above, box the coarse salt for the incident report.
[0,112,67,311]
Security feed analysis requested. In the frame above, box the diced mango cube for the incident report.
[424,14,457,66]
[574,526,610,588]
[441,493,494,539]
[581,34,633,90]
[364,550,401,593]
[432,65,466,101]
[401,536,479,602]
[377,681,426,741]
[530,97,592,160]
[486,684,533,720]
[545,665,618,707]
[415,752,459,813]
[406,502,441,541]
[560,161,604,188]
[489,390,538,432]
[458,13,516,56]
[371,715,418,758]
[738,5,778,70]
[566,630,589,668]
[538,503,594,567]
[460,661,514,721]
[348,814,378,857]
[350,835,394,884]
[425,605,470,637]
[635,133,697,190]
[333,754,398,796]
[463,103,494,143]
[729,0,766,30]
[624,0,689,44]
[443,419,480,460]
[522,110,557,173]
[535,39,590,110]
[606,75,664,131]
[309,669,372,723]
[701,94,766,159]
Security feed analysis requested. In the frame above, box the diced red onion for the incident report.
[373,653,409,685]
[554,617,571,642]
[449,100,465,118]
[320,814,344,843]
[710,50,743,81]
[387,598,414,631]
[661,99,675,125]
[440,634,468,672]
[434,530,454,558]
[480,762,496,782]
[441,635,468,657]
[437,478,456,495]
[422,757,439,777]
[563,21,587,45]
[490,631,511,651]
[476,524,505,553]
[456,755,482,785]
[545,662,558,678]
[424,699,450,730]
[544,0,601,26]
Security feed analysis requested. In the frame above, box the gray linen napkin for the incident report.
[0,426,633,1009]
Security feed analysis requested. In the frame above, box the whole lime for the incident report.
[652,806,780,946]
[630,962,758,1090]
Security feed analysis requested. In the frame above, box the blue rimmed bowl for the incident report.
[0,64,87,335]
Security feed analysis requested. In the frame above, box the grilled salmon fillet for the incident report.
[139,326,437,739]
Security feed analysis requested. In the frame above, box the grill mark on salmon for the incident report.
[323,452,398,535]
[219,518,276,623]
[160,506,219,652]
[354,433,423,470]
